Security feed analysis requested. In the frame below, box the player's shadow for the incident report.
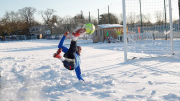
[85,57,180,78]
[1,43,73,52]
[85,63,127,73]
[1,45,57,52]
[131,60,180,77]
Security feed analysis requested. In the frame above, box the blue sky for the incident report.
[0,0,178,23]
[0,0,120,22]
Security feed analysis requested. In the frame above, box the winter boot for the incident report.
[53,48,62,59]
[72,28,86,37]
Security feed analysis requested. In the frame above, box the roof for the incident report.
[97,24,123,28]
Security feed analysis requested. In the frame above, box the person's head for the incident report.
[77,46,82,55]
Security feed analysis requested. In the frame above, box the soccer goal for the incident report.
[122,0,179,61]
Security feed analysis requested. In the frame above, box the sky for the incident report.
[0,0,179,23]
[0,0,120,22]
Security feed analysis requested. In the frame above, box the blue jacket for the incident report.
[58,36,84,81]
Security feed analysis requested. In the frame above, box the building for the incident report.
[29,25,51,39]
[92,24,123,43]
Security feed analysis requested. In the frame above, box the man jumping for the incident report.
[53,29,86,81]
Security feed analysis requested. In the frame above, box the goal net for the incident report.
[123,0,179,60]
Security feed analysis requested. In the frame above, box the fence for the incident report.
[3,35,36,41]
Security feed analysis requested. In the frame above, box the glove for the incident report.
[79,78,85,82]
[79,79,85,83]
[64,31,69,36]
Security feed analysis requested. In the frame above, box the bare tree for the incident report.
[118,13,123,25]
[91,18,98,26]
[154,11,164,25]
[136,14,149,26]
[1,12,10,34]
[0,24,4,36]
[73,13,86,25]
[0,10,38,36]
[0,11,19,34]
[7,11,21,33]
[49,15,60,34]
[18,7,36,27]
[144,13,152,26]
[99,13,119,24]
[50,15,58,24]
[0,18,7,36]
[39,9,56,25]
[63,15,74,32]
[127,12,137,26]
[55,16,65,34]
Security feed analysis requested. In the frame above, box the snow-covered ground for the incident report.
[0,39,180,101]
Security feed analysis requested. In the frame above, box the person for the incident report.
[53,28,86,81]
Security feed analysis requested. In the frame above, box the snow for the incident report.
[0,39,180,101]
[97,24,123,28]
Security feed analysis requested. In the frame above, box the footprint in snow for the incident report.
[151,90,156,95]
[140,76,148,79]
[148,81,153,85]
[135,87,146,92]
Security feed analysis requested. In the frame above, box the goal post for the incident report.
[169,0,174,54]
[122,0,128,62]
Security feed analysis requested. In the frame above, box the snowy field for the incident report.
[0,39,180,101]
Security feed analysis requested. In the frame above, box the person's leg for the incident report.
[58,36,66,48]
[65,28,86,58]
[63,40,77,59]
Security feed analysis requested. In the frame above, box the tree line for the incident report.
[0,6,178,36]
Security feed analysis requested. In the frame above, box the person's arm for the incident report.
[75,66,84,81]
[58,32,69,53]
